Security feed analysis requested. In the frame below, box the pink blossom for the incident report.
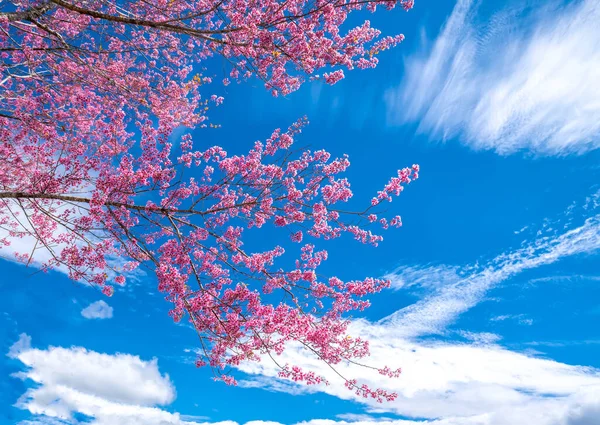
[102,285,114,297]
[324,70,345,85]
[0,0,417,400]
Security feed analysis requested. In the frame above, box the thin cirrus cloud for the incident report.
[385,0,600,156]
[490,314,533,326]
[81,300,114,320]
[382,214,600,337]
[382,264,461,292]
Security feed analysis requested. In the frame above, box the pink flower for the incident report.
[323,70,345,85]
[102,285,114,297]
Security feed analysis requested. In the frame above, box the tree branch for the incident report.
[0,4,54,22]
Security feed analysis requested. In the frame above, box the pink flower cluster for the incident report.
[0,0,417,401]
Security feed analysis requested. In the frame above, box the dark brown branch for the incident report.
[0,4,54,22]
[0,191,262,217]
[48,0,242,45]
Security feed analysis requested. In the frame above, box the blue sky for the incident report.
[2,0,600,424]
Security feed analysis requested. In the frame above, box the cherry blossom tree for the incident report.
[0,0,417,401]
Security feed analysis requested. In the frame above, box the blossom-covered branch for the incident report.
[0,0,417,402]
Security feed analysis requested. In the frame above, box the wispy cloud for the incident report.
[237,376,318,396]
[491,314,533,326]
[384,264,461,292]
[81,300,113,320]
[382,215,600,337]
[584,189,600,210]
[386,0,600,155]
[528,274,600,285]
[458,331,502,344]
[0,187,145,288]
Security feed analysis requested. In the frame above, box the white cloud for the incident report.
[7,336,205,425]
[514,226,529,235]
[0,194,91,272]
[15,416,600,425]
[584,190,600,211]
[238,376,317,396]
[16,414,600,425]
[528,275,600,285]
[81,300,114,320]
[0,186,145,288]
[382,215,600,337]
[9,333,32,358]
[335,414,393,422]
[458,331,502,344]
[10,340,175,407]
[490,314,533,326]
[297,420,473,425]
[18,418,71,425]
[0,225,144,289]
[235,319,600,424]
[384,264,461,291]
[386,0,600,155]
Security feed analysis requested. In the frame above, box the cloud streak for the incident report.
[383,214,600,337]
[386,0,600,155]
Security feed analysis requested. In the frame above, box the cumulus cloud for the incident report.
[15,416,600,425]
[386,0,600,155]
[294,420,477,425]
[7,336,200,425]
[11,339,175,407]
[81,300,113,320]
[335,414,393,422]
